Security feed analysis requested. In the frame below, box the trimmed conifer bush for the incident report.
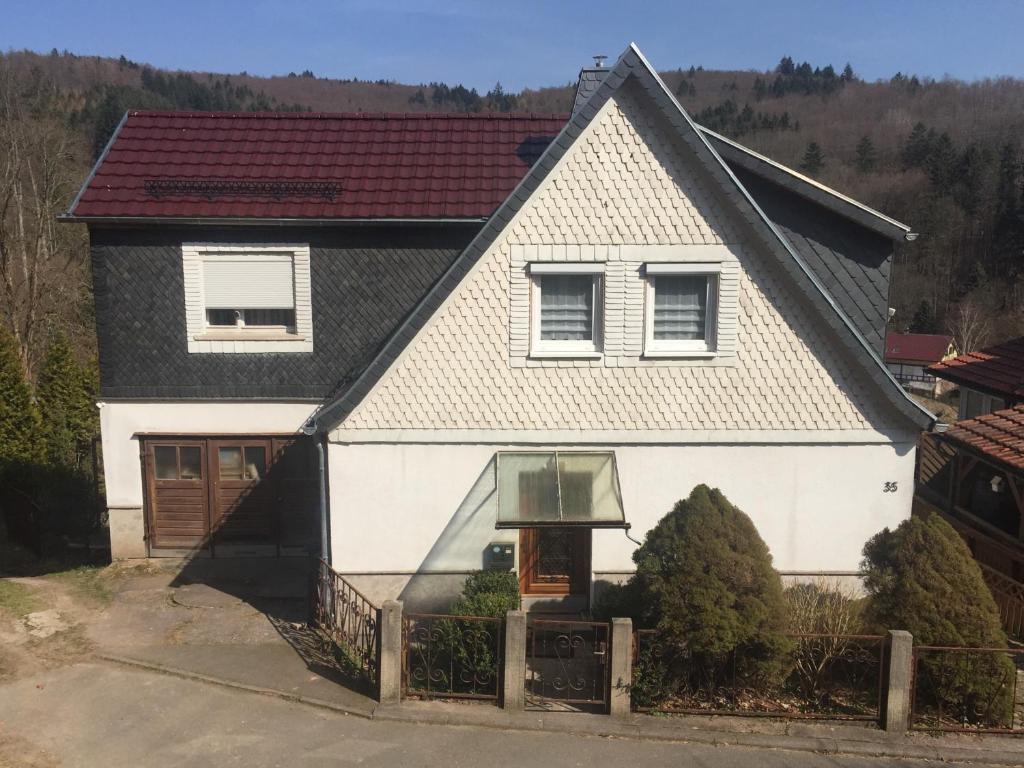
[631,485,792,697]
[861,510,1014,724]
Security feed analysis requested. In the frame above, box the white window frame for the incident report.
[643,262,721,358]
[529,263,605,359]
[182,243,313,354]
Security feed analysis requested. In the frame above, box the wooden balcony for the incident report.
[915,432,1024,640]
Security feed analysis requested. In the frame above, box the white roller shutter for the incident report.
[203,255,295,309]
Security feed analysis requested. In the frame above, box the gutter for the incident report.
[302,418,331,565]
[57,215,488,227]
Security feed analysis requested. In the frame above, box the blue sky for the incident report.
[3,1,1019,91]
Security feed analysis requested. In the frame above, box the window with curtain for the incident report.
[539,275,594,341]
[530,266,603,355]
[644,263,719,355]
[653,275,708,341]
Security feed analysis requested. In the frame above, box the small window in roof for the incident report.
[495,451,627,528]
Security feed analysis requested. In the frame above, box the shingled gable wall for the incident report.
[335,79,903,435]
[325,78,918,610]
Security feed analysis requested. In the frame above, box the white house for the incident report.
[64,44,933,612]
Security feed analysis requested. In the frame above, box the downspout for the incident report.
[302,417,330,565]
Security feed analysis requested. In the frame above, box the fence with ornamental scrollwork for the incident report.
[632,630,887,721]
[403,613,503,702]
[311,559,380,685]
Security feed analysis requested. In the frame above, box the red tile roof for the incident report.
[69,111,568,220]
[884,332,955,364]
[929,336,1024,399]
[942,405,1024,471]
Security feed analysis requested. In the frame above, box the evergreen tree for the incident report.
[841,63,855,82]
[800,141,825,175]
[862,511,1014,724]
[630,485,792,692]
[36,330,98,468]
[0,331,44,465]
[901,122,933,170]
[854,135,876,173]
[927,132,958,192]
[991,143,1023,277]
[909,300,937,333]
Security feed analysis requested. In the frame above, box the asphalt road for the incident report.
[0,663,972,768]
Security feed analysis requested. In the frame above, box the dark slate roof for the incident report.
[700,127,913,242]
[929,337,1024,399]
[572,67,608,116]
[941,405,1024,471]
[309,43,933,432]
[66,112,565,220]
[733,167,893,354]
[885,333,955,365]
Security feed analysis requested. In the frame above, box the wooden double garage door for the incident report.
[143,436,319,556]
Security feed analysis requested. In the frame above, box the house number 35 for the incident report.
[883,481,898,493]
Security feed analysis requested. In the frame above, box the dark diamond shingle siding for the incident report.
[91,225,476,399]
[732,167,893,356]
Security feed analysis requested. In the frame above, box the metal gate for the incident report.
[526,619,609,709]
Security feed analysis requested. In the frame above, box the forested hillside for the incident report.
[4,46,1024,386]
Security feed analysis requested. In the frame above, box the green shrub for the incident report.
[407,570,519,697]
[861,510,1014,724]
[450,570,519,618]
[630,485,793,700]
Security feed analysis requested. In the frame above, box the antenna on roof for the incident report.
[593,54,608,68]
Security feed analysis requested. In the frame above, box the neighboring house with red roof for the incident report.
[929,337,1024,420]
[63,44,933,611]
[883,332,957,397]
[916,406,1024,635]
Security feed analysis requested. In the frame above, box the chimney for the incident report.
[571,54,610,117]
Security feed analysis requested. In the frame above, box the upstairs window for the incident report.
[182,244,313,353]
[644,263,720,356]
[530,263,604,357]
[202,254,297,332]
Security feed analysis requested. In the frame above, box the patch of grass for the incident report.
[44,566,115,607]
[0,579,43,618]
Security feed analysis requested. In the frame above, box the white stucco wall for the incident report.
[98,400,317,558]
[328,440,917,587]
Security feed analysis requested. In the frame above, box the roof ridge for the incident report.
[306,42,934,433]
[126,110,570,120]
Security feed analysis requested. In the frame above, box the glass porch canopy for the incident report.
[495,451,628,528]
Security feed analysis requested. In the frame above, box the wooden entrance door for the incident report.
[208,439,275,550]
[519,528,591,596]
[145,440,209,550]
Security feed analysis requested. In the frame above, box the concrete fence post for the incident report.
[884,629,914,732]
[378,600,404,705]
[502,610,527,710]
[609,617,633,718]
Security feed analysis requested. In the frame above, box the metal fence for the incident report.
[910,646,1024,733]
[403,613,503,702]
[526,619,610,708]
[311,559,380,684]
[632,630,887,721]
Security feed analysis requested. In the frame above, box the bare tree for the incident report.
[948,297,993,354]
[0,63,89,381]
